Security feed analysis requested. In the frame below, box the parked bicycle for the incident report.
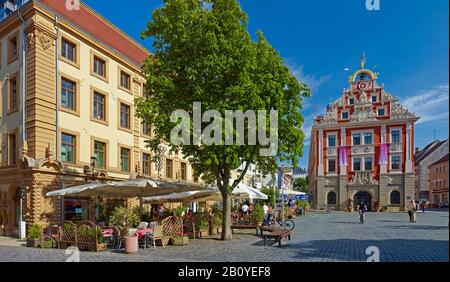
[269,210,295,230]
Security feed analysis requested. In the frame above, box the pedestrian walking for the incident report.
[406,199,415,222]
[412,201,419,223]
[420,201,426,213]
[357,201,367,224]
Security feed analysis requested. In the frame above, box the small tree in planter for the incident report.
[251,204,265,225]
[211,213,223,235]
[194,213,210,238]
[26,224,41,248]
[109,206,140,228]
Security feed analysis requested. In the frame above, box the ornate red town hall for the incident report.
[308,56,419,211]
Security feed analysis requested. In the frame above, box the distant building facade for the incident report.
[427,154,449,207]
[414,140,449,201]
[308,55,419,211]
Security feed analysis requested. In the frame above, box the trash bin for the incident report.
[124,236,138,254]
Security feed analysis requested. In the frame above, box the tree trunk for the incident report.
[221,193,232,240]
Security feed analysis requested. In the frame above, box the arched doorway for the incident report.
[353,191,372,211]
[327,191,337,205]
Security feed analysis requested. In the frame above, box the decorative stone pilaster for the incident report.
[405,123,413,173]
[316,177,326,209]
[403,173,415,211]
[318,129,324,176]
[378,174,389,210]
[338,175,348,211]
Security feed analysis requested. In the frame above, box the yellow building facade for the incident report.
[0,0,199,237]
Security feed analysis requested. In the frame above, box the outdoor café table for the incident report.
[136,228,153,239]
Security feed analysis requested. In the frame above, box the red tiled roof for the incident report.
[38,0,150,66]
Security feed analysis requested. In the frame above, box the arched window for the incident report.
[390,191,401,205]
[327,191,337,205]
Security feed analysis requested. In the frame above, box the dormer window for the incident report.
[371,95,377,103]
[342,111,349,120]
[348,98,354,105]
[377,108,385,116]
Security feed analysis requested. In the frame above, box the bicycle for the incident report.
[268,210,295,230]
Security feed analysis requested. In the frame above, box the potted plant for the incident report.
[109,206,140,228]
[211,213,222,234]
[194,214,209,238]
[172,234,189,246]
[26,224,41,248]
[251,204,265,225]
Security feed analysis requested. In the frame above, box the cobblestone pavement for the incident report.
[0,211,448,262]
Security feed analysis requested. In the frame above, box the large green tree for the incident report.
[294,177,309,193]
[136,0,310,240]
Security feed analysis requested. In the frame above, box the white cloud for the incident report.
[401,84,449,125]
[287,63,331,95]
[301,113,315,144]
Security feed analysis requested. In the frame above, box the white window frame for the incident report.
[371,94,377,103]
[351,129,374,145]
[377,106,386,117]
[363,155,374,171]
[348,96,355,105]
[352,157,362,171]
[341,110,350,120]
[390,127,402,144]
[326,132,338,148]
[327,157,337,174]
[390,154,402,171]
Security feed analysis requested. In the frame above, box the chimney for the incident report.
[415,147,419,154]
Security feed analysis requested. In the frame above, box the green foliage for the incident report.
[136,0,310,192]
[109,206,140,228]
[28,224,41,239]
[213,212,223,227]
[260,186,279,205]
[174,205,186,217]
[251,204,265,222]
[132,206,151,223]
[296,200,310,212]
[136,0,310,239]
[194,213,210,230]
[294,177,308,193]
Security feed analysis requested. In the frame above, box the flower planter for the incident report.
[41,239,54,248]
[187,232,195,239]
[87,242,108,252]
[26,238,40,248]
[124,236,138,254]
[172,236,189,246]
[195,230,209,238]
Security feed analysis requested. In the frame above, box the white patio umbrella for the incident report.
[283,190,306,196]
[144,189,221,204]
[46,178,204,198]
[232,183,268,200]
[145,181,268,204]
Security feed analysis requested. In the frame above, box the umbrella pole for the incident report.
[139,196,143,216]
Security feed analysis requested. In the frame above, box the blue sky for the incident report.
[84,0,449,169]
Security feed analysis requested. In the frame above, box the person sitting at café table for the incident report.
[241,202,249,215]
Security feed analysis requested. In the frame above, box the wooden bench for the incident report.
[231,219,261,235]
[259,226,284,236]
[262,230,291,247]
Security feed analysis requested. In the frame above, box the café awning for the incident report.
[144,182,268,203]
[46,178,204,198]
